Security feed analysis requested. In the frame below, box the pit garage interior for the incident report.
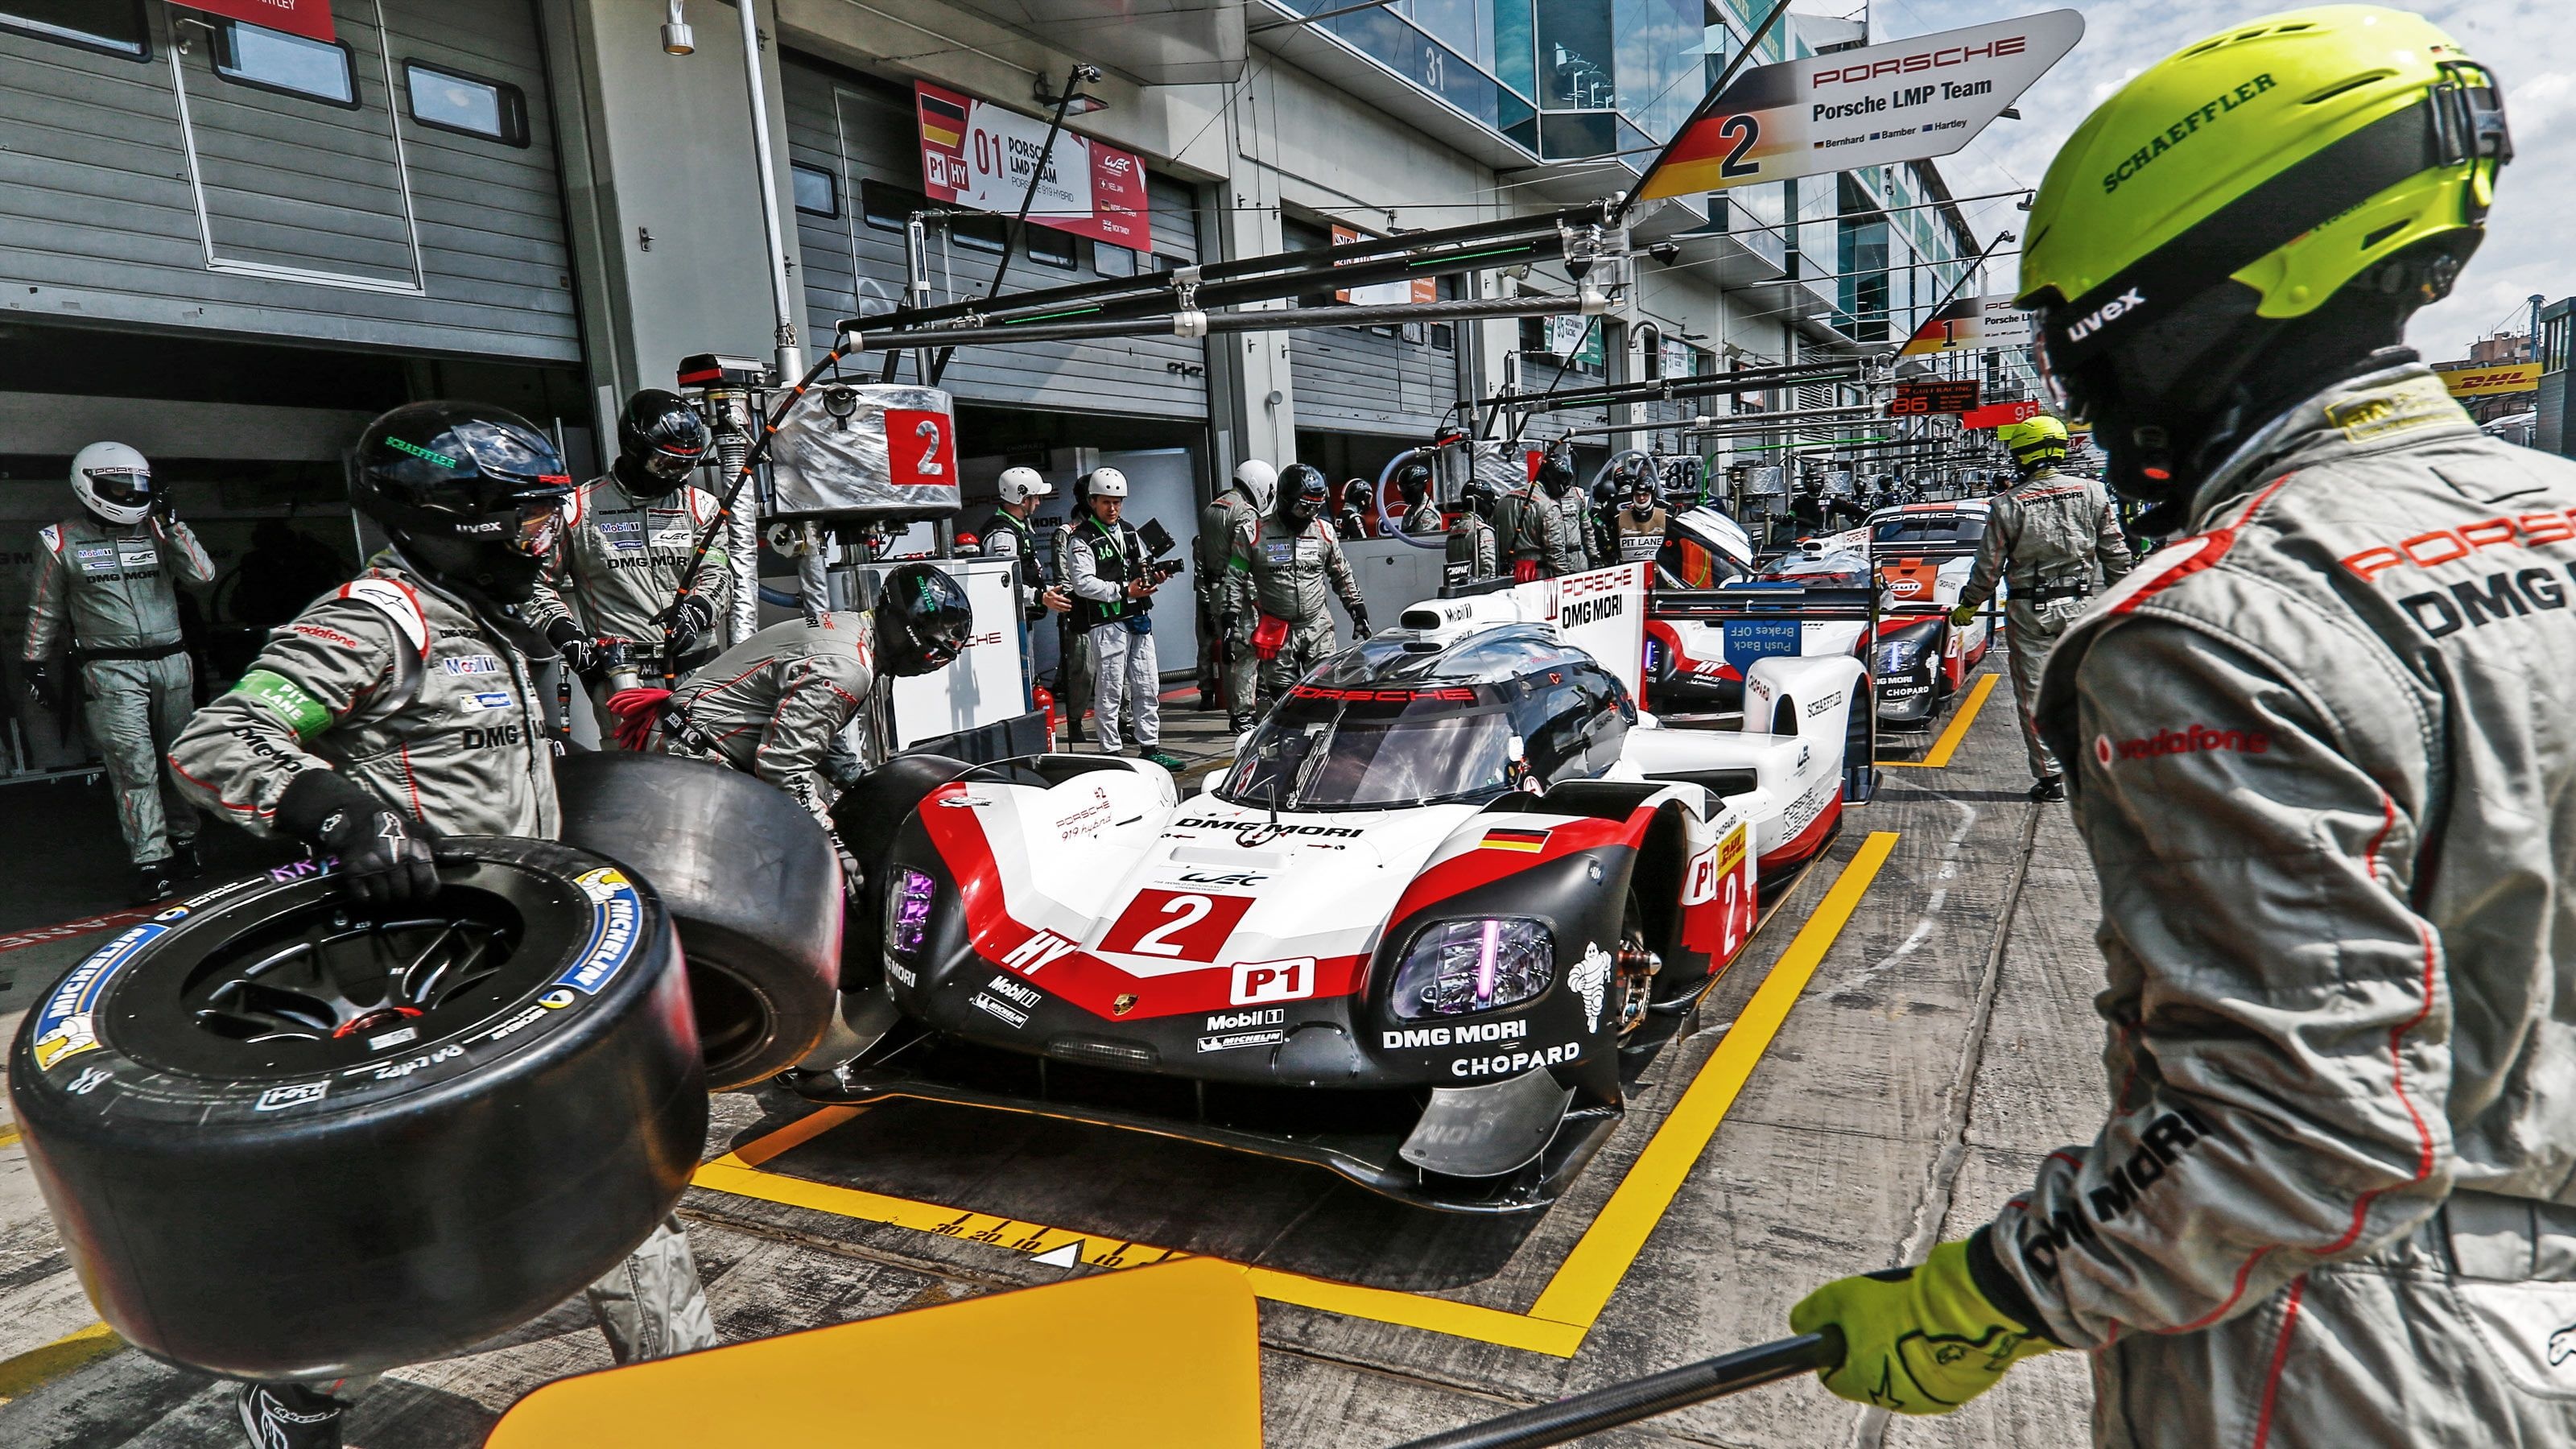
[0,667,2114,1447]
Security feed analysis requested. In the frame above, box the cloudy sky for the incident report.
[1836,0,2570,361]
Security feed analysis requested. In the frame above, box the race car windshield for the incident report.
[1872,514,1984,546]
[1218,695,1514,811]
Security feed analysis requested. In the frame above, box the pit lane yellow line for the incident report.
[1877,671,1996,770]
[0,1321,121,1404]
[694,832,1899,1357]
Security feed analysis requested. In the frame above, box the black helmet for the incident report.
[1459,475,1498,518]
[873,562,973,677]
[353,402,572,605]
[616,389,712,497]
[1279,464,1328,523]
[1537,450,1576,497]
[1393,459,1432,506]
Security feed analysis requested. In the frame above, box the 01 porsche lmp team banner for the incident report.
[1633,10,2084,202]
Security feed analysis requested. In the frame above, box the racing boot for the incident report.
[237,1381,345,1449]
[1227,713,1253,737]
[2029,774,2065,803]
[170,837,205,881]
[130,858,177,906]
[1143,749,1187,771]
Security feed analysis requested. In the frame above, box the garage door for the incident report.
[783,57,1208,421]
[0,0,578,360]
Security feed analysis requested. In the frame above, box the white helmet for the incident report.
[997,466,1052,506]
[71,441,155,526]
[1231,459,1278,513]
[1087,466,1129,499]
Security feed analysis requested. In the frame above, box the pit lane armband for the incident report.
[231,670,332,740]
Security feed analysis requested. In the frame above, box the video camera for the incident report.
[1138,518,1187,585]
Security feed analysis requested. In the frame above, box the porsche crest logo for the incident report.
[1113,993,1139,1016]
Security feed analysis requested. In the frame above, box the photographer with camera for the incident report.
[1063,468,1183,770]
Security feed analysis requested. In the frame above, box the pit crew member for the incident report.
[1063,469,1181,768]
[166,401,716,1449]
[1947,414,2133,800]
[1793,13,2576,1446]
[1199,460,1272,733]
[22,441,215,902]
[1233,465,1369,709]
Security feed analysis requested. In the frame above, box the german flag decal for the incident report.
[919,92,968,148]
[1479,828,1550,853]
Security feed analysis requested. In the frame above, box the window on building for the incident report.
[789,162,838,218]
[213,21,359,108]
[861,180,926,233]
[1535,0,1615,109]
[404,62,530,146]
[1,0,147,57]
[2544,311,2572,374]
[1023,225,1076,269]
[1095,242,1139,279]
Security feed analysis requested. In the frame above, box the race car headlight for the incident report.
[1390,917,1554,1020]
[1872,620,1942,675]
[885,867,939,956]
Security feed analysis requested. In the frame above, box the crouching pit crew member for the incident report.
[1790,13,2576,1447]
[527,389,732,739]
[23,442,216,902]
[609,562,973,820]
[167,402,715,1449]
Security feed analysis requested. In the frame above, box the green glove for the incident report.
[1788,1237,2058,1416]
[1950,603,1978,627]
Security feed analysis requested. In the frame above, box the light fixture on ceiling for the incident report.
[662,0,693,56]
[1037,64,1111,116]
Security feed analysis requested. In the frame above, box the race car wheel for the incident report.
[555,750,844,1092]
[6,840,704,1381]
[1611,890,1659,1042]
[828,752,976,991]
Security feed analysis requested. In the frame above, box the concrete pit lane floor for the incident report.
[0,670,2114,1446]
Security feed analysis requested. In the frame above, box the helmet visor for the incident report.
[2031,328,2082,420]
[85,467,153,508]
[514,499,566,559]
[641,445,701,482]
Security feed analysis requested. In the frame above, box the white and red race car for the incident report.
[1644,504,1995,729]
[814,567,1868,1211]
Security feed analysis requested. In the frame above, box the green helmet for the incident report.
[1996,415,2070,470]
[2017,6,2509,506]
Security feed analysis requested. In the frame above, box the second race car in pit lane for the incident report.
[810,592,1868,1212]
[1860,502,1995,728]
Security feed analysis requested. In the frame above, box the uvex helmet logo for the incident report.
[2065,287,2145,343]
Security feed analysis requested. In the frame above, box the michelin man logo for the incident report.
[1569,942,1613,1033]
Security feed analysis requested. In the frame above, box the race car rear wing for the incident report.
[1645,576,1882,803]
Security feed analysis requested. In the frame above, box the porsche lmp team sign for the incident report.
[915,83,1152,252]
[1635,10,2083,201]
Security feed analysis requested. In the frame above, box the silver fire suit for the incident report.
[661,611,879,819]
[23,514,215,865]
[1445,513,1497,588]
[1556,488,1604,570]
[1232,514,1364,704]
[1955,464,2132,779]
[1198,491,1259,720]
[1401,497,1443,537]
[165,555,713,1370]
[1986,365,2576,1447]
[1493,487,1575,579]
[526,477,733,719]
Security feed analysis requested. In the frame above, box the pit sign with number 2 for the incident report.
[886,409,956,487]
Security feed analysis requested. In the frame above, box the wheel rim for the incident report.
[109,864,589,1080]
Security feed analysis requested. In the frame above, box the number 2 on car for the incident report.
[1098,890,1257,962]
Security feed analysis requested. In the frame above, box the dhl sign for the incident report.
[2434,362,2540,398]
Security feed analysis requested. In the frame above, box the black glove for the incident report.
[547,618,601,677]
[667,594,717,657]
[1350,610,1373,641]
[275,768,442,906]
[22,658,60,714]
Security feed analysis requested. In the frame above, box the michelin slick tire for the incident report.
[6,840,704,1381]
[555,750,842,1090]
